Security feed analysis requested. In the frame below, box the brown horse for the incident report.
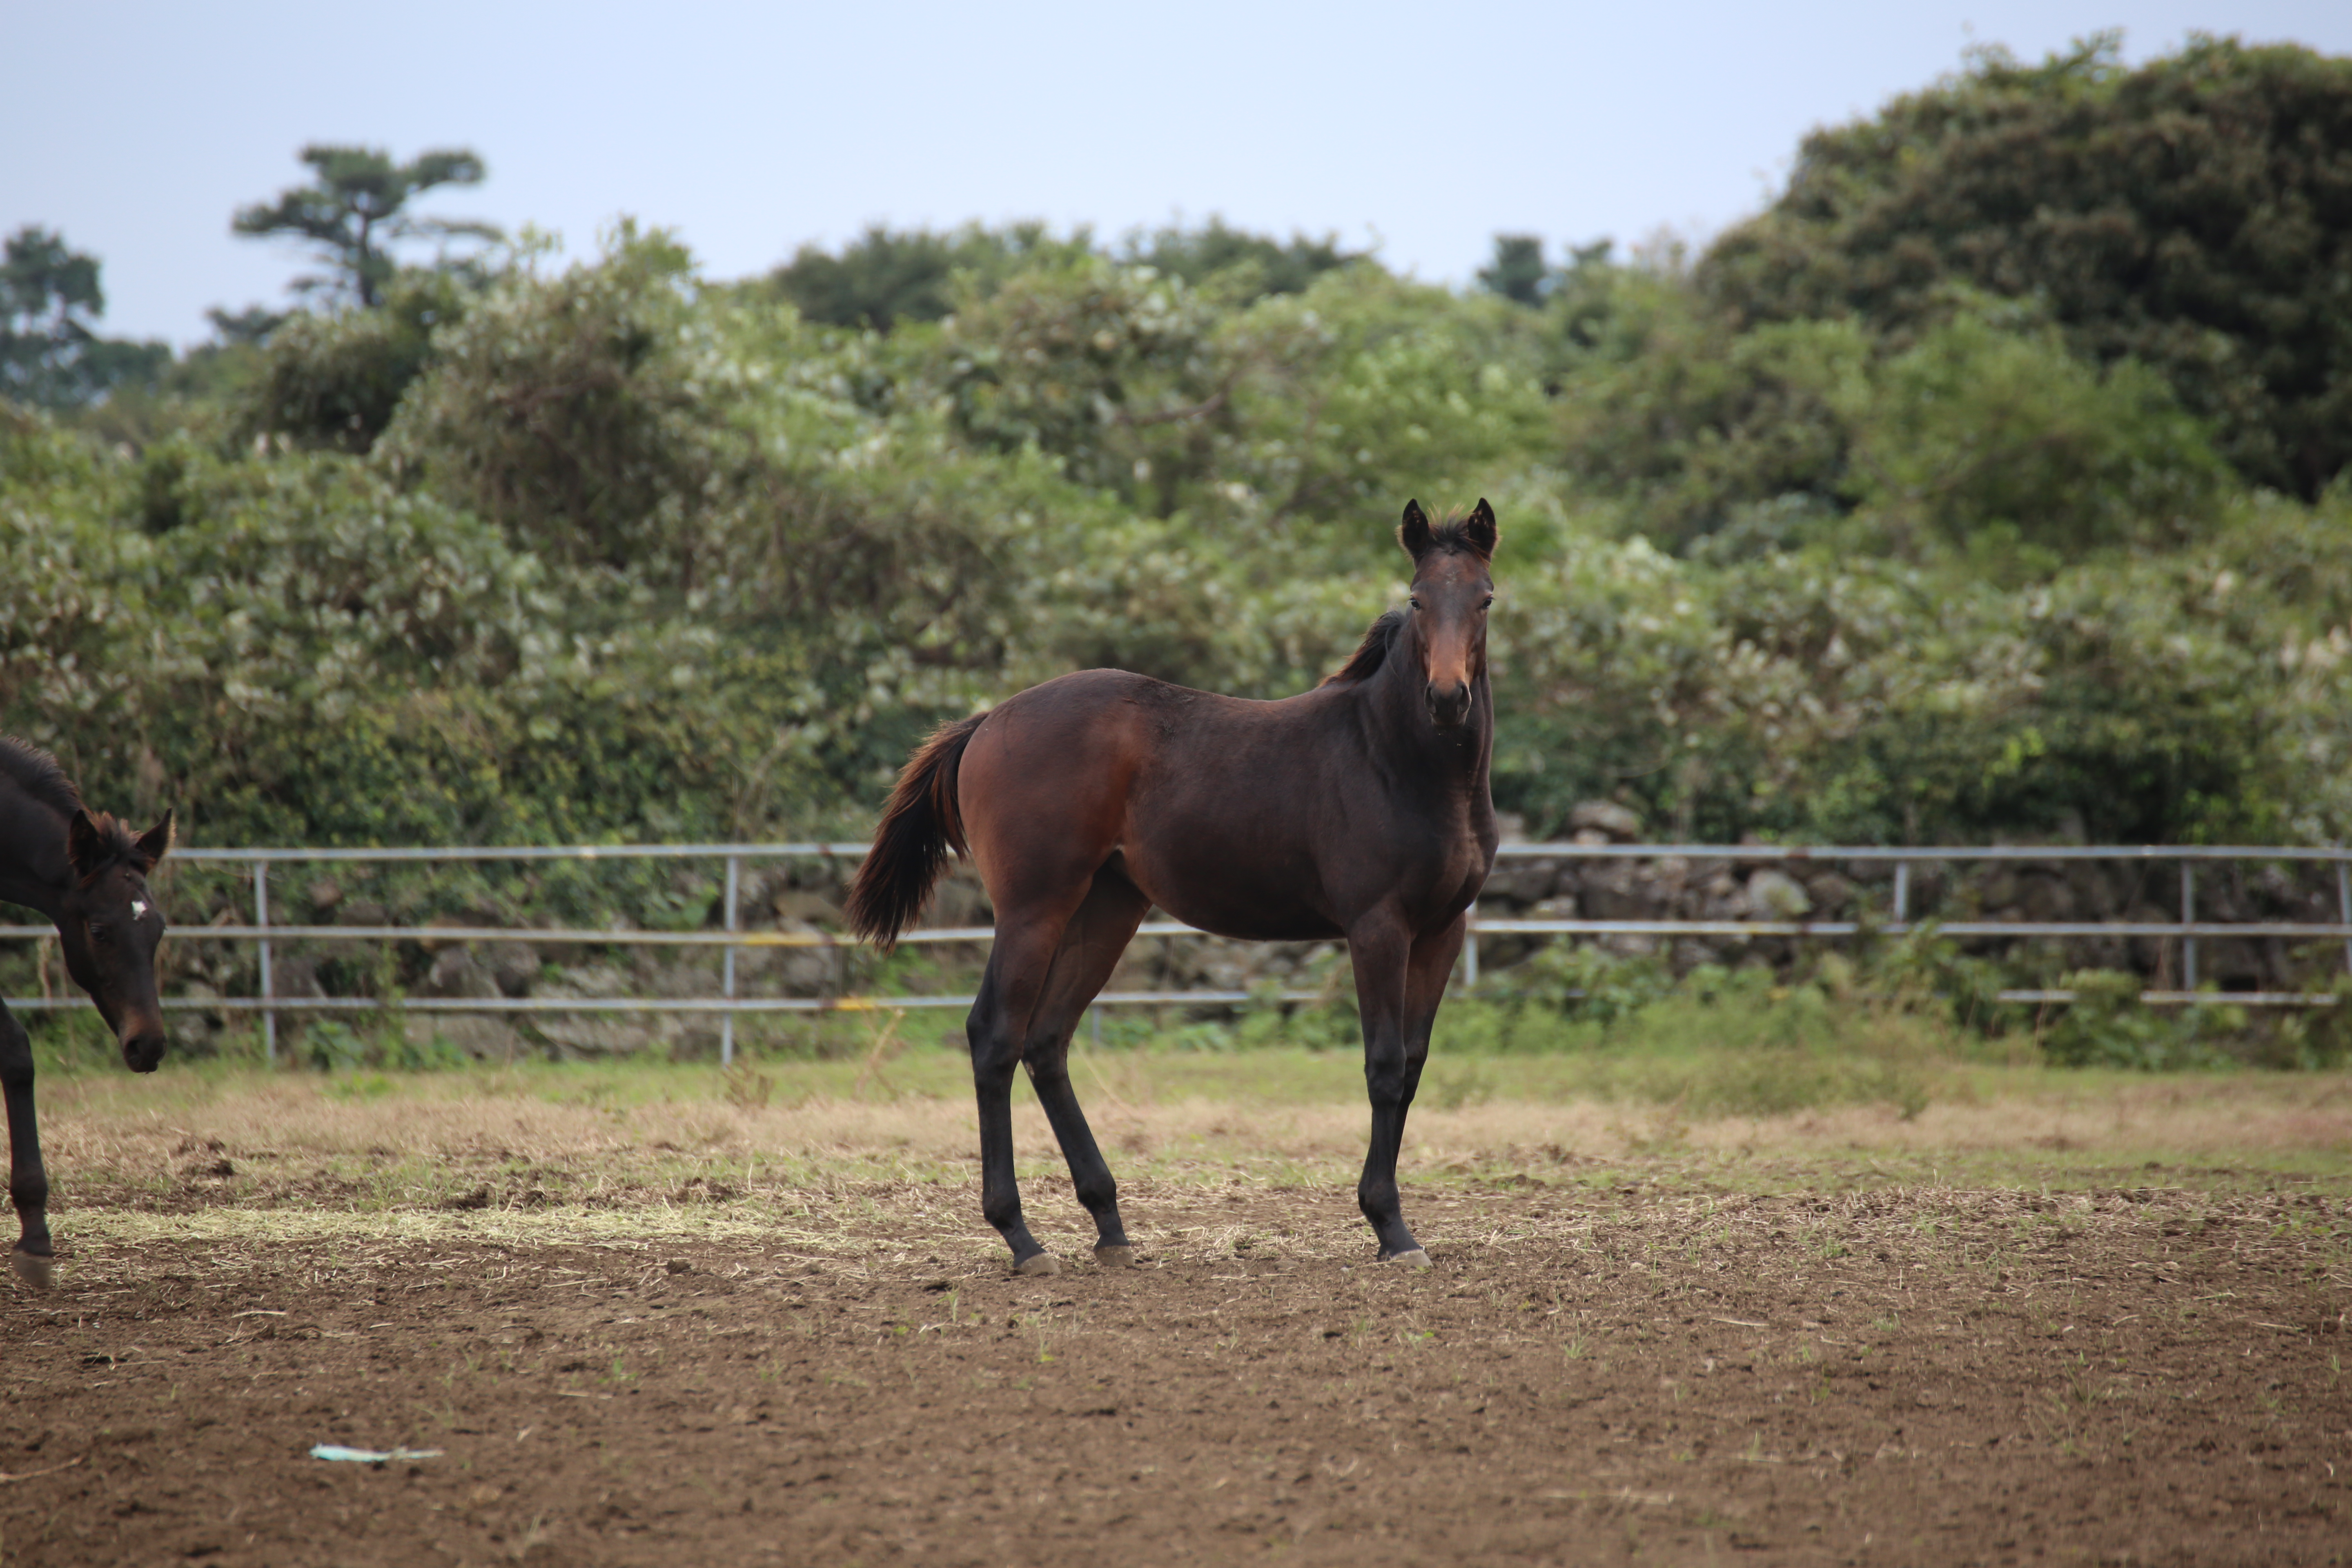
[0,738,173,1288]
[849,500,1497,1273]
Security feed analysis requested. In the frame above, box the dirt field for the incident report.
[3,1060,2349,1566]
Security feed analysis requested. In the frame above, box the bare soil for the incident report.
[4,1155,2348,1566]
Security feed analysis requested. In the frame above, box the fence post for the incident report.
[254,863,275,1065]
[1893,861,1910,927]
[2180,862,2197,990]
[720,854,741,1067]
[1462,913,1479,989]
[2336,854,2351,978]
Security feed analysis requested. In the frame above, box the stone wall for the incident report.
[1470,804,2349,995]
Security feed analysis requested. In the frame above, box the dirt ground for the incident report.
[2,1074,2350,1566]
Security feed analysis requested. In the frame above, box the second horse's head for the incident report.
[56,809,173,1073]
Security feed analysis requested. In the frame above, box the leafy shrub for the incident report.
[1847,307,2228,571]
[2038,970,2241,1070]
[767,221,1091,330]
[1434,963,1947,1117]
[1490,942,1675,1025]
[383,227,715,571]
[932,257,1225,506]
[241,270,468,452]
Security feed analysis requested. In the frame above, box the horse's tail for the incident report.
[846,714,986,951]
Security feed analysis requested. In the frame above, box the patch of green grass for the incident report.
[23,1029,2336,1121]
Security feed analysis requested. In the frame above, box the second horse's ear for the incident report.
[136,811,174,869]
[1463,498,1498,559]
[67,810,105,881]
[1398,499,1432,558]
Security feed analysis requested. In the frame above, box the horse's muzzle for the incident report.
[121,1027,167,1074]
[1426,680,1473,728]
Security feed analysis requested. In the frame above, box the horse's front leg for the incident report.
[1399,911,1467,1097]
[0,1000,53,1288]
[1348,909,1457,1266]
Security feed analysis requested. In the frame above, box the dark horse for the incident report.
[848,500,1498,1274]
[0,738,173,1288]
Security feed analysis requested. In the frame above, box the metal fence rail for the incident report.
[7,840,2351,1061]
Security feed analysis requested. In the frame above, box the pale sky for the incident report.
[9,1,2350,346]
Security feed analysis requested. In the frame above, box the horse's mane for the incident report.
[1321,608,1408,688]
[0,736,150,868]
[0,736,82,817]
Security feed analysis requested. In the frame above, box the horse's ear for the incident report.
[1463,498,1499,559]
[67,810,105,880]
[1398,499,1432,558]
[136,811,174,869]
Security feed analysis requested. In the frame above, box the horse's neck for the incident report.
[1363,643,1494,809]
[0,790,68,923]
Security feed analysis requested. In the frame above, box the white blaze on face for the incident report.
[131,900,149,919]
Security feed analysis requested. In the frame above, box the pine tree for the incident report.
[233,145,499,308]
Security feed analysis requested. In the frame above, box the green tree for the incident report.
[204,305,289,345]
[0,226,168,409]
[1552,280,1864,552]
[1701,34,2352,497]
[1477,234,1549,305]
[240,269,469,452]
[767,218,1356,332]
[382,227,713,569]
[233,145,499,308]
[1117,216,1359,301]
[1839,307,2228,572]
[931,258,1225,505]
[768,222,1089,330]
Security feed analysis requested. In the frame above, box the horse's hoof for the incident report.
[1094,1245,1136,1269]
[1014,1253,1061,1277]
[10,1248,55,1290]
[1382,1248,1432,1270]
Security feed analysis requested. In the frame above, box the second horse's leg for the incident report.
[1,1000,53,1289]
[1021,868,1150,1267]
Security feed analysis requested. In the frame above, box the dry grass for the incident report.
[30,1052,2352,1233]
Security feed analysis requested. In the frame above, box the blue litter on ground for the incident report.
[310,1445,445,1463]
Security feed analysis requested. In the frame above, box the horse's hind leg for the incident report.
[0,1000,53,1288]
[1021,869,1151,1267]
[967,946,1056,1274]
[967,892,1102,1275]
[965,869,1148,1275]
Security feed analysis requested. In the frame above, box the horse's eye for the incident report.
[1409,597,1423,610]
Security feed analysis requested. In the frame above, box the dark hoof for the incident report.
[1014,1253,1061,1277]
[1094,1245,1136,1269]
[10,1247,55,1290]
[1381,1248,1432,1270]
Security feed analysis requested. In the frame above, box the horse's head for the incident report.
[55,810,173,1073]
[1398,498,1498,729]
